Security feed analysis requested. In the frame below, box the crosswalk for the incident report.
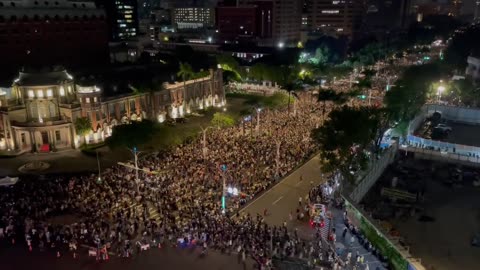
[319,217,331,241]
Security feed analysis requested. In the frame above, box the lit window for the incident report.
[68,86,72,93]
[46,89,53,97]
[86,97,90,103]
[59,86,65,96]
[93,97,97,102]
[28,90,34,98]
[36,90,44,98]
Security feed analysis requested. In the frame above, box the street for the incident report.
[240,154,386,270]
[240,155,323,227]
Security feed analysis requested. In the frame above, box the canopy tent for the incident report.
[0,176,19,187]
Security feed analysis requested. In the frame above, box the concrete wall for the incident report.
[349,143,398,204]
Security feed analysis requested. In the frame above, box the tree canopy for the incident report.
[211,112,235,128]
[311,106,382,183]
[74,117,92,137]
[216,54,245,81]
[384,62,448,122]
[445,24,480,69]
[107,120,155,149]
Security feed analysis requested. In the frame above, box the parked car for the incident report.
[435,124,452,132]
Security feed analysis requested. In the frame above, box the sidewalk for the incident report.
[331,207,385,270]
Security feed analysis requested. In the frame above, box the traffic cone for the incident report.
[11,238,15,245]
[29,245,32,252]
[73,252,77,259]
[158,243,162,249]
[56,251,61,258]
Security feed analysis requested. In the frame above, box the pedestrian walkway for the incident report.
[331,208,385,270]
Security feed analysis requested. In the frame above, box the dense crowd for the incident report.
[0,54,417,268]
[0,97,348,268]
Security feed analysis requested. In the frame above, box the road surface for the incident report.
[240,155,323,227]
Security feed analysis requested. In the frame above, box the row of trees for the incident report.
[311,58,450,185]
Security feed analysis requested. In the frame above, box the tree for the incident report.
[177,62,194,105]
[311,106,381,184]
[317,89,348,120]
[107,120,155,149]
[384,63,447,122]
[211,112,235,128]
[74,117,92,144]
[216,54,244,80]
[449,78,480,107]
[445,24,480,70]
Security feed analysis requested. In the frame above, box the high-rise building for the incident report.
[413,0,463,18]
[216,0,273,42]
[173,7,215,30]
[364,0,413,34]
[234,0,301,45]
[0,0,109,72]
[271,0,302,44]
[104,0,139,40]
[310,0,365,39]
[475,0,480,21]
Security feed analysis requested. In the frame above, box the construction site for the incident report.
[360,152,480,270]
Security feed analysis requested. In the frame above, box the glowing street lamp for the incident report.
[437,85,445,103]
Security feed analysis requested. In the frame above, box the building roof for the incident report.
[15,69,73,86]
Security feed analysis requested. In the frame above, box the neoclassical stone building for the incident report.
[0,67,225,152]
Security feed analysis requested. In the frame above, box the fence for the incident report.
[409,104,480,135]
[226,81,281,96]
[404,146,480,167]
[424,104,480,125]
[343,198,426,270]
[349,143,398,204]
[407,135,480,158]
[406,104,480,165]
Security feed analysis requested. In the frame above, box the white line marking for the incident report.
[295,181,302,187]
[272,196,284,205]
[239,155,320,212]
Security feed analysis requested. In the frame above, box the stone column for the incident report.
[51,130,56,148]
[30,131,36,152]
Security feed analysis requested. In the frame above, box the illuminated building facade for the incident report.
[310,0,365,39]
[105,0,138,40]
[173,7,215,30]
[0,68,225,152]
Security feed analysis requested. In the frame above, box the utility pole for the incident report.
[256,107,262,135]
[275,140,281,177]
[200,126,212,158]
[128,147,142,192]
[220,164,227,214]
[96,150,102,183]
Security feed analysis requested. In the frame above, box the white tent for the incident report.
[0,176,19,187]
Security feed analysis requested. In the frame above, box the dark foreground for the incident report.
[2,245,256,270]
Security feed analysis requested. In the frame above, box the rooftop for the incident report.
[14,69,74,86]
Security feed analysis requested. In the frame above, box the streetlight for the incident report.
[96,150,102,183]
[255,107,262,135]
[200,126,213,158]
[128,146,142,192]
[437,85,445,103]
[220,164,227,213]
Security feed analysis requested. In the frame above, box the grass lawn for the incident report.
[139,95,251,152]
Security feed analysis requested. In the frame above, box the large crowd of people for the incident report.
[0,97,347,268]
[0,53,418,269]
